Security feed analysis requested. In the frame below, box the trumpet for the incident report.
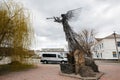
[46,17,54,20]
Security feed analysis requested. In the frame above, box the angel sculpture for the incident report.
[46,8,99,75]
[47,8,83,53]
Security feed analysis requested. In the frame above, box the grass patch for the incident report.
[0,61,36,75]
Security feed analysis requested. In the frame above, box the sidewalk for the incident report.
[0,64,79,80]
[98,62,120,80]
[0,62,120,80]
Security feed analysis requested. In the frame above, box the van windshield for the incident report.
[58,55,63,59]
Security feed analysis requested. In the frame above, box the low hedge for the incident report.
[0,61,36,75]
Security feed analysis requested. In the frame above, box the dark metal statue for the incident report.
[46,8,99,75]
[46,8,83,53]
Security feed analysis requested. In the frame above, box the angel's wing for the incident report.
[66,8,82,21]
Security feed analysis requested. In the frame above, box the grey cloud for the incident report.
[19,0,120,49]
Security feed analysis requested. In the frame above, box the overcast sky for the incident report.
[15,0,120,50]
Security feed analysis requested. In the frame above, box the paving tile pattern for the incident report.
[0,64,79,80]
[0,62,120,80]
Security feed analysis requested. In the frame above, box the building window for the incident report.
[117,42,120,47]
[95,52,98,58]
[101,53,102,58]
[113,52,117,57]
[96,52,99,58]
[97,46,99,50]
[102,43,103,48]
[100,44,101,49]
[119,52,120,57]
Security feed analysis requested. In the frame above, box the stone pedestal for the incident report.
[60,63,75,74]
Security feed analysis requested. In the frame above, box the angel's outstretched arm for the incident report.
[53,17,62,23]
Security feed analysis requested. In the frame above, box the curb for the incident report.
[59,71,104,80]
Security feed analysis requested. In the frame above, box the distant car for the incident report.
[40,53,68,64]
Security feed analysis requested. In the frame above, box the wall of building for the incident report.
[92,38,120,60]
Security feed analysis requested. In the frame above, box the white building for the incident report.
[35,48,68,58]
[92,33,120,60]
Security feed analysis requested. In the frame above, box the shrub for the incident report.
[0,61,36,75]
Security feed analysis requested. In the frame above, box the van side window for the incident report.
[43,54,56,57]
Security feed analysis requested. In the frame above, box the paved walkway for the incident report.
[0,64,79,80]
[98,62,120,80]
[0,62,120,80]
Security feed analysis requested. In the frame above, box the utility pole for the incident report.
[113,32,119,62]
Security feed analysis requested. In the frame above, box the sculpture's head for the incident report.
[61,14,67,20]
[61,14,65,17]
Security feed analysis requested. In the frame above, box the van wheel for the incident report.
[44,60,48,64]
[61,61,65,64]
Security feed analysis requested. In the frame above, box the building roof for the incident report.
[105,33,120,39]
[95,33,120,41]
[95,38,103,41]
[41,48,64,52]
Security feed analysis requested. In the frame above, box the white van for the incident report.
[40,53,68,64]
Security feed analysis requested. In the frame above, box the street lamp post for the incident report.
[113,32,119,62]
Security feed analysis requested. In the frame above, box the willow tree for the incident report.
[0,0,34,62]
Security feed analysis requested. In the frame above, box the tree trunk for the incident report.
[74,49,85,74]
